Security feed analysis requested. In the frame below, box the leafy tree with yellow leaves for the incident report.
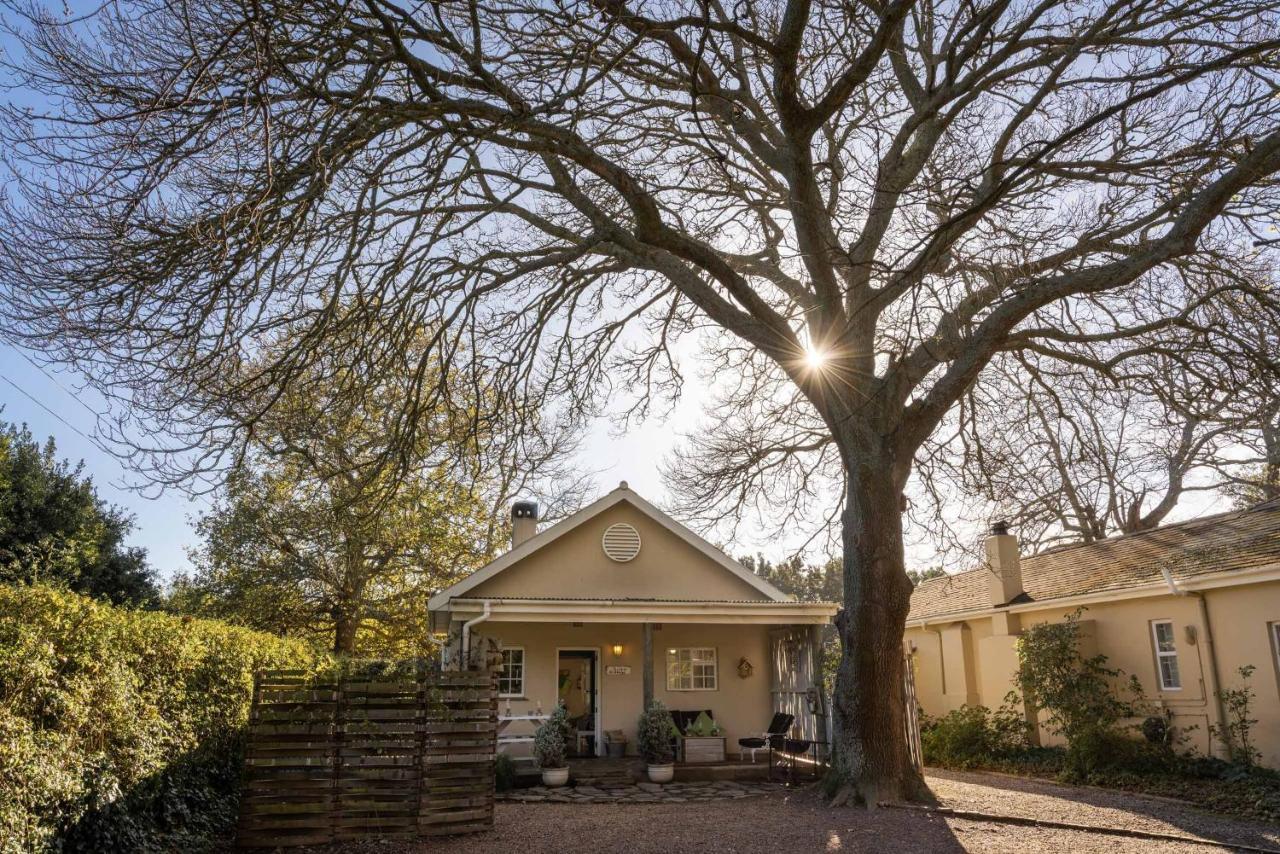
[170,327,578,656]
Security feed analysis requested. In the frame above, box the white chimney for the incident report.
[985,520,1023,607]
[511,500,538,549]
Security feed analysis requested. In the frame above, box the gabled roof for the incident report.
[428,484,789,611]
[908,498,1280,622]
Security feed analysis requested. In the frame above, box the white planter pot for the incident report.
[646,763,674,783]
[541,766,570,787]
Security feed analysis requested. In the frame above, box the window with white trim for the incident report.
[1270,623,1280,680]
[498,647,525,697]
[666,647,718,691]
[1151,621,1181,691]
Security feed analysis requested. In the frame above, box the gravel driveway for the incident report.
[927,768,1280,850]
[315,770,1280,853]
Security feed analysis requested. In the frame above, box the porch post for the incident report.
[642,622,653,710]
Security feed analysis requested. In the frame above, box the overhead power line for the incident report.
[1,342,106,421]
[0,374,116,458]
[0,371,214,513]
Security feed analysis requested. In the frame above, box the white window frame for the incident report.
[666,647,718,691]
[1151,621,1181,691]
[497,646,525,698]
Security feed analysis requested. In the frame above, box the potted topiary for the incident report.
[533,702,571,787]
[637,700,678,783]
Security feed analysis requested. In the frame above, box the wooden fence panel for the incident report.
[237,668,496,848]
[419,671,497,837]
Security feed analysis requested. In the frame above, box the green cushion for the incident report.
[687,710,716,736]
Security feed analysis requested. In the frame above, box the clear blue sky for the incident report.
[1,344,203,580]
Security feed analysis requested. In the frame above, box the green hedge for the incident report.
[920,704,1030,770]
[0,584,327,852]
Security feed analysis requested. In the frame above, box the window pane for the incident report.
[666,647,716,690]
[499,649,523,695]
[1159,655,1181,689]
[1154,622,1175,652]
[666,649,687,690]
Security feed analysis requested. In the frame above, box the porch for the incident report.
[448,604,833,765]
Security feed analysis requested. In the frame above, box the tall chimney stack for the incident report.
[985,520,1023,607]
[511,500,538,549]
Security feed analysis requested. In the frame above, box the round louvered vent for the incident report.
[602,523,642,562]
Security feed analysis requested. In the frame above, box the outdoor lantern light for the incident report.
[611,643,624,657]
[737,658,753,679]
[805,686,820,714]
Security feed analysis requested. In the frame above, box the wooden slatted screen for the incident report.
[237,668,496,848]
[769,626,822,743]
[902,655,923,772]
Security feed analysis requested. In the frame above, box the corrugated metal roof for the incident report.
[450,596,837,605]
[908,499,1280,622]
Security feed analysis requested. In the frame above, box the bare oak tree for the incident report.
[914,364,1220,549]
[3,0,1280,799]
[1224,405,1280,507]
[915,270,1280,550]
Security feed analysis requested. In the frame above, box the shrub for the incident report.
[532,703,569,769]
[0,583,325,853]
[1211,665,1262,769]
[636,700,676,765]
[1017,607,1143,775]
[921,703,1029,769]
[1140,714,1170,746]
[494,753,517,792]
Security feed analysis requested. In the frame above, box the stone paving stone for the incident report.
[498,778,782,805]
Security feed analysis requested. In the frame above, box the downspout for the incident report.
[910,619,946,695]
[1162,568,1226,755]
[461,600,492,668]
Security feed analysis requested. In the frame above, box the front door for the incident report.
[557,649,600,757]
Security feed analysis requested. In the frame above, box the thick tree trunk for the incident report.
[828,445,925,805]
[334,609,359,656]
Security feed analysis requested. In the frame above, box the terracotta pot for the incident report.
[646,763,674,783]
[541,766,570,787]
